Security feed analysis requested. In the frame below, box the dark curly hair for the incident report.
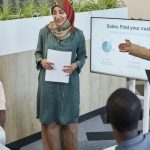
[106,88,142,132]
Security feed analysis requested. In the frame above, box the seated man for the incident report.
[106,88,150,150]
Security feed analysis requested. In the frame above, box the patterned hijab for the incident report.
[48,0,75,40]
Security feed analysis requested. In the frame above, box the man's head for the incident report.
[106,88,142,133]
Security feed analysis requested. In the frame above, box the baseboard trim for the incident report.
[79,107,106,123]
[6,106,106,149]
[6,132,41,150]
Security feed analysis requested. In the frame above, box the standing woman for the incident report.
[35,0,87,150]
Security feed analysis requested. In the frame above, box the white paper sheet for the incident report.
[45,49,72,83]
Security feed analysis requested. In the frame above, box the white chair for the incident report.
[0,126,10,150]
[0,143,10,150]
[0,126,6,145]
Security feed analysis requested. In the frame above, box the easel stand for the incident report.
[129,79,150,134]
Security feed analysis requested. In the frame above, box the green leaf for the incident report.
[0,0,126,20]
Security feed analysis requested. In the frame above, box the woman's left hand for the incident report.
[63,63,78,75]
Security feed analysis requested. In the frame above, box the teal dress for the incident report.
[35,26,86,125]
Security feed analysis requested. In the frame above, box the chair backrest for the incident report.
[0,126,6,145]
[0,143,11,150]
[0,126,11,150]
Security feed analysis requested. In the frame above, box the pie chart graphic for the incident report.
[102,41,112,53]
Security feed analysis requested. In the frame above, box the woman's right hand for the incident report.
[118,39,131,52]
[40,59,54,70]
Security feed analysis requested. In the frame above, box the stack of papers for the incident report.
[45,49,72,83]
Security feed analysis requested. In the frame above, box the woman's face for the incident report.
[52,6,67,27]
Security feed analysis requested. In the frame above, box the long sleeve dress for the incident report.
[35,26,87,125]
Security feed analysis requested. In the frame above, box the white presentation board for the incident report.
[91,17,150,80]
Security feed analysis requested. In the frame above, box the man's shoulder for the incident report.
[144,132,150,140]
[117,133,150,150]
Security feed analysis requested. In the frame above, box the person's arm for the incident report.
[63,31,87,75]
[75,31,87,72]
[129,44,150,61]
[34,29,54,70]
[119,39,150,61]
[0,81,6,127]
[34,29,44,70]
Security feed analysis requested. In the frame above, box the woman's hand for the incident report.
[40,59,54,70]
[63,63,78,75]
[0,110,6,128]
[118,39,131,52]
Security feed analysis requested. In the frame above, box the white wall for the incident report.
[0,8,128,56]
[124,0,150,19]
